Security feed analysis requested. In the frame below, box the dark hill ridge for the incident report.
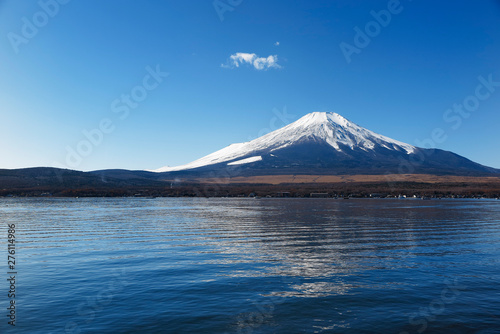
[0,167,161,190]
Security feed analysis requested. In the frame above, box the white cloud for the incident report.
[274,41,280,46]
[222,52,282,70]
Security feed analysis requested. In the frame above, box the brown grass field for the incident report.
[194,174,500,185]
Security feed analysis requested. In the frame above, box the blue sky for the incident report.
[1,0,499,171]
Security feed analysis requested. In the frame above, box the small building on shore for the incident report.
[310,193,329,198]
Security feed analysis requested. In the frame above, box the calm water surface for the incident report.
[1,198,499,333]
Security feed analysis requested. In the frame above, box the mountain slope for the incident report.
[155,112,415,172]
[154,112,499,177]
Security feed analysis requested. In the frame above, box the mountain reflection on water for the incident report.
[2,197,499,333]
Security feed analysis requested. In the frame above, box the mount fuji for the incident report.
[153,112,498,177]
[2,112,499,196]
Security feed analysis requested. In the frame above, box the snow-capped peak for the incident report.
[285,111,415,153]
[153,111,415,172]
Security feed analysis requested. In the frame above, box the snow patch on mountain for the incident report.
[227,156,262,166]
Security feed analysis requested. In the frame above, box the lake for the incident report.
[1,198,499,333]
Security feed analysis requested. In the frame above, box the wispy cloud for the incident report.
[222,52,282,70]
[274,41,280,46]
